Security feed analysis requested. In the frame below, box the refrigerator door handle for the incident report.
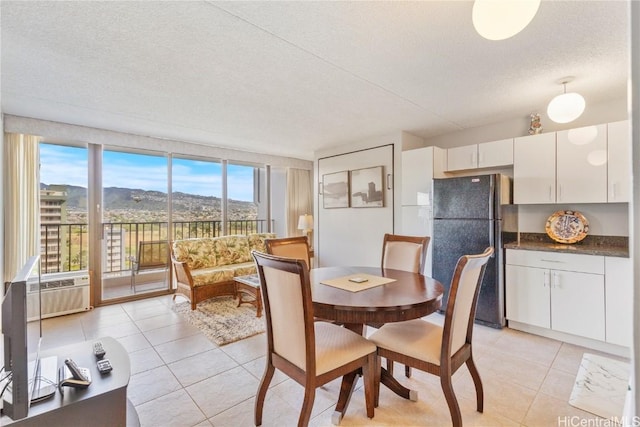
[489,175,495,221]
[489,221,495,257]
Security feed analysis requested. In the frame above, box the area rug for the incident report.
[569,353,630,422]
[172,296,265,346]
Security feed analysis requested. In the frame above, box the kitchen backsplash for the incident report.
[516,203,629,236]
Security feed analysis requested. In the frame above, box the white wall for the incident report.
[423,97,629,149]
[315,135,399,267]
[4,115,312,171]
[270,167,287,238]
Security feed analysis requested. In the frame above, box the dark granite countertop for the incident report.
[503,233,629,258]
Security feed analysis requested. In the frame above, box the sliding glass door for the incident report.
[100,148,169,301]
[38,143,89,274]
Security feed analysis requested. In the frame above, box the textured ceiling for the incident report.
[0,1,630,160]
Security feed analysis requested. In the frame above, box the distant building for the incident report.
[40,185,68,272]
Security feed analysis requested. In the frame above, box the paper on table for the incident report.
[320,273,396,292]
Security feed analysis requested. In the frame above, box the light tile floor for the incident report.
[38,294,630,426]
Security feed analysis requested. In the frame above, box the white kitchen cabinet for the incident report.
[505,249,605,341]
[556,124,607,203]
[402,147,433,206]
[605,256,632,347]
[478,138,514,168]
[401,146,445,277]
[446,139,513,172]
[513,133,556,204]
[446,145,477,171]
[505,264,550,328]
[607,120,631,203]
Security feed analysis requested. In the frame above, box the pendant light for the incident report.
[546,78,586,124]
[472,0,541,41]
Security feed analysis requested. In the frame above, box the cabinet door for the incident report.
[556,124,607,203]
[550,270,605,341]
[605,257,632,347]
[447,145,477,171]
[402,147,433,206]
[607,120,631,203]
[478,138,514,168]
[513,133,556,204]
[505,265,550,328]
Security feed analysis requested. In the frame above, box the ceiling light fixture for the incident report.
[546,77,586,124]
[472,0,541,41]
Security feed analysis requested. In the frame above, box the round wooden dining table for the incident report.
[310,266,444,423]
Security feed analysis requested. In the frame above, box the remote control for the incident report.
[97,358,113,374]
[93,341,106,359]
[65,358,90,382]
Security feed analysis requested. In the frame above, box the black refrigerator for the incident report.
[432,174,511,328]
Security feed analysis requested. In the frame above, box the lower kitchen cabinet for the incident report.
[605,256,633,347]
[505,250,606,342]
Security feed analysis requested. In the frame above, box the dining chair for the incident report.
[251,251,376,427]
[368,247,494,427]
[381,233,430,274]
[265,236,311,270]
[378,233,430,377]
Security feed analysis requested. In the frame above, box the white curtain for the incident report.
[3,133,41,282]
[286,168,312,238]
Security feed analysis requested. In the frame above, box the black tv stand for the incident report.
[1,337,137,427]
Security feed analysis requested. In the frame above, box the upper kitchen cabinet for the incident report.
[401,146,446,206]
[446,139,513,172]
[513,132,556,204]
[446,145,477,172]
[478,138,514,168]
[607,120,631,203]
[556,124,607,203]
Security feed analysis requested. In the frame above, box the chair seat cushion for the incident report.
[368,319,443,366]
[315,322,376,376]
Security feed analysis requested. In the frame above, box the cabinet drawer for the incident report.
[506,249,604,274]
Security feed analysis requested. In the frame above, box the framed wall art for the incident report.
[350,166,384,208]
[322,171,349,208]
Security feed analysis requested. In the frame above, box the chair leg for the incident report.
[440,374,462,427]
[254,363,275,426]
[374,356,381,408]
[386,358,394,376]
[466,356,484,413]
[362,353,375,419]
[405,365,412,378]
[299,385,316,427]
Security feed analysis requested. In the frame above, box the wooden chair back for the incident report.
[381,233,429,274]
[252,251,315,373]
[265,236,311,270]
[442,247,494,359]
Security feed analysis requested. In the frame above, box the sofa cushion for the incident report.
[229,261,258,277]
[247,233,277,254]
[212,235,252,265]
[191,266,235,287]
[173,237,219,269]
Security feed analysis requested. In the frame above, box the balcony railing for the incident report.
[40,219,272,274]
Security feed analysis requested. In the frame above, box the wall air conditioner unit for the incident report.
[27,273,91,321]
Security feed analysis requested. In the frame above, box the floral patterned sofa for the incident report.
[171,233,276,310]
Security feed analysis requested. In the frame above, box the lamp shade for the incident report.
[297,214,313,231]
[547,92,586,124]
[472,0,541,41]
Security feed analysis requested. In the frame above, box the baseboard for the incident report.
[507,321,630,358]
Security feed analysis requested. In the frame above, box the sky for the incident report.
[39,143,256,201]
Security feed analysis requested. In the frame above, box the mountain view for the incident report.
[42,184,258,223]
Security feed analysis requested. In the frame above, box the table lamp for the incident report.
[297,214,313,246]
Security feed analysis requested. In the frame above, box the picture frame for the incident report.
[350,166,384,208]
[322,171,349,208]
